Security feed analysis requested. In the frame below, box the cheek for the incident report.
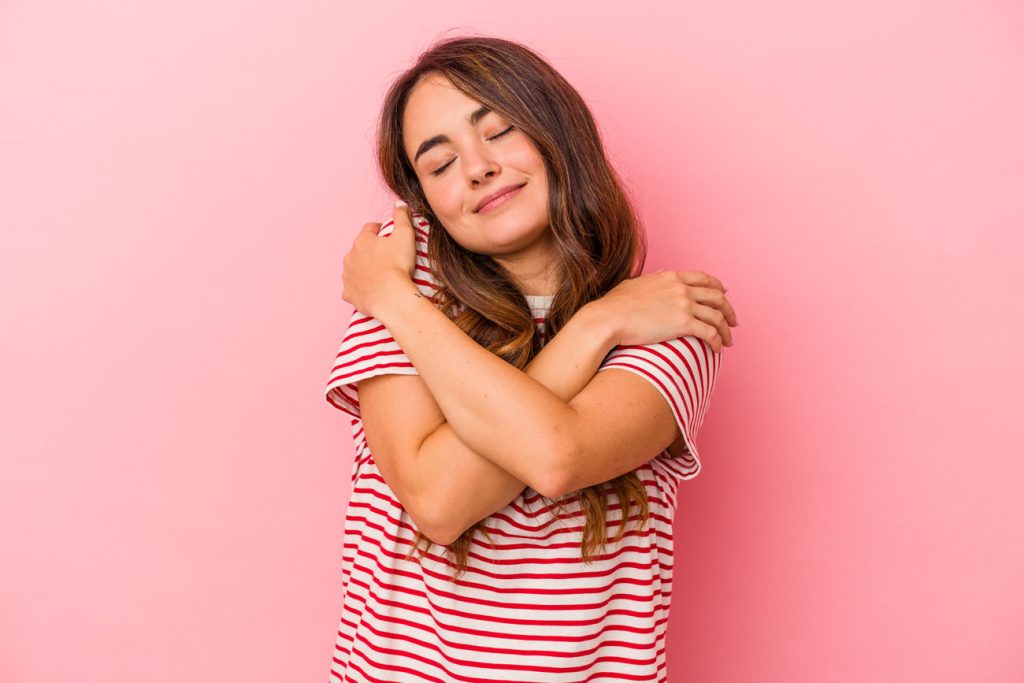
[424,183,461,218]
[512,144,546,173]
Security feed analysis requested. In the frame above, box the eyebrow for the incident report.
[412,105,492,165]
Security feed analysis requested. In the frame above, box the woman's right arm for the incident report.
[358,301,619,547]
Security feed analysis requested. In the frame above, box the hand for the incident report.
[592,270,738,352]
[341,202,420,319]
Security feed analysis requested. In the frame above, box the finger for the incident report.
[690,301,734,346]
[687,317,724,353]
[393,202,420,237]
[392,200,411,224]
[687,286,738,326]
[679,270,727,293]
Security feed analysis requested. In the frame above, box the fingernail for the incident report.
[395,199,407,207]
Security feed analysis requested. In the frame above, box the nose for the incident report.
[463,143,500,185]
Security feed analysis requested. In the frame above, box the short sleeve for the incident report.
[596,336,722,480]
[324,209,438,420]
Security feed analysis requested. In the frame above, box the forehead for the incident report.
[402,75,486,150]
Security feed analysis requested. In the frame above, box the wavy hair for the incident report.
[375,34,651,580]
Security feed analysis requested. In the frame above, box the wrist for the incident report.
[575,300,621,351]
[370,277,428,324]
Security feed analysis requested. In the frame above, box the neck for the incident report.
[491,230,560,297]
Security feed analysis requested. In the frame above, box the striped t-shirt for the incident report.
[324,210,721,682]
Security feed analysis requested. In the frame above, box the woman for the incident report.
[325,35,737,682]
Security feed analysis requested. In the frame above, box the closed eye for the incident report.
[489,125,515,141]
[429,126,515,177]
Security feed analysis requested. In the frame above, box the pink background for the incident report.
[2,1,1022,681]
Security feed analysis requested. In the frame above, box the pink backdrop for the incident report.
[2,1,1022,681]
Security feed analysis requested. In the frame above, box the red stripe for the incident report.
[345,564,668,629]
[348,598,666,646]
[329,347,411,380]
[345,626,661,681]
[330,357,416,385]
[346,626,662,680]
[357,604,662,658]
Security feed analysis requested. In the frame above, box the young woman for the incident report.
[325,35,738,683]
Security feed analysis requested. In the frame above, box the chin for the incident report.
[486,222,550,253]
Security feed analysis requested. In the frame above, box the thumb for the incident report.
[392,200,414,233]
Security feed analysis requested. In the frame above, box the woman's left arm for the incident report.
[345,204,725,499]
[371,278,582,498]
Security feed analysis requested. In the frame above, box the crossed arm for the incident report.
[358,281,685,545]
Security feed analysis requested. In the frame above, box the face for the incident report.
[401,73,556,283]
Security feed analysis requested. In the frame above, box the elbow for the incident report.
[412,515,459,547]
[538,469,574,501]
[410,505,466,548]
[437,525,471,547]
[426,516,478,547]
[534,430,578,500]
[421,525,460,547]
[535,478,569,501]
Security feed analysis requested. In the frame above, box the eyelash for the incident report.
[430,126,515,177]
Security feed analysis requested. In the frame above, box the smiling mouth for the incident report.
[477,183,527,214]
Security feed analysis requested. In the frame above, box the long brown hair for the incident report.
[375,34,651,580]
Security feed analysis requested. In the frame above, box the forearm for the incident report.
[376,282,617,498]
[418,309,621,539]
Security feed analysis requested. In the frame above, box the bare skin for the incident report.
[340,73,738,543]
[345,210,737,543]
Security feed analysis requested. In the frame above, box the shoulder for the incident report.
[604,336,719,376]
[600,336,722,402]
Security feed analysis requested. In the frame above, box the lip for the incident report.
[474,183,527,213]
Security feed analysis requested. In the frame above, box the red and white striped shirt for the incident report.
[324,211,721,682]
